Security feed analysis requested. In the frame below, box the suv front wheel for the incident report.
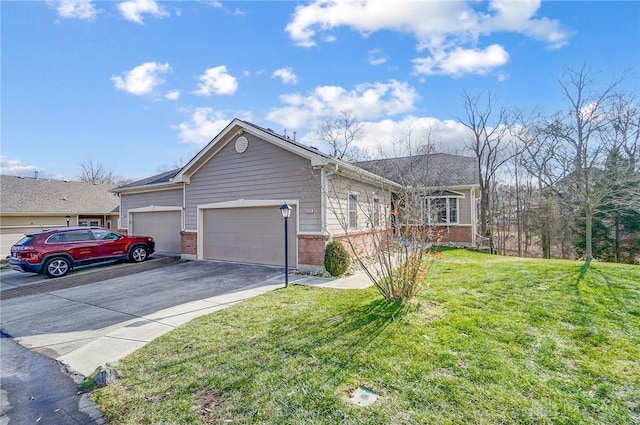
[44,257,71,278]
[129,246,148,263]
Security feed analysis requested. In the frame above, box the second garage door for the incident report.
[131,210,181,254]
[202,206,297,267]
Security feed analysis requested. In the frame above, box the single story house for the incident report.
[356,153,480,245]
[112,119,480,270]
[0,175,120,256]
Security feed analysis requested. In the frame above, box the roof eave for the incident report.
[111,181,184,194]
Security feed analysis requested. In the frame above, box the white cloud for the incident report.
[172,108,252,145]
[172,108,230,144]
[285,0,569,76]
[272,67,298,85]
[117,0,168,24]
[266,80,417,129]
[55,0,97,19]
[368,49,387,66]
[413,44,510,76]
[292,115,474,159]
[165,90,180,100]
[202,1,223,8]
[194,66,238,96]
[355,117,471,157]
[482,0,571,49]
[111,62,171,95]
[0,156,40,176]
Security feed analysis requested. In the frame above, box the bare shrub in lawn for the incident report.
[322,165,441,304]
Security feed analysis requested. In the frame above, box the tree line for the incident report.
[317,65,640,264]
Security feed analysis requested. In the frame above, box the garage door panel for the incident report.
[202,207,296,267]
[132,211,181,254]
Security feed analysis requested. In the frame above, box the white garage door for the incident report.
[131,210,181,254]
[202,206,297,267]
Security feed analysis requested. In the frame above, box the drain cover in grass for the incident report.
[345,386,378,407]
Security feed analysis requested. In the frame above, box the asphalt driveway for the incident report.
[0,257,285,424]
[0,257,282,339]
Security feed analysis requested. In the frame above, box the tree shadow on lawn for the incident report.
[276,297,410,366]
[145,296,410,387]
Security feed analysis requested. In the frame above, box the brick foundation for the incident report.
[297,234,329,266]
[176,227,472,268]
[181,231,197,255]
[333,229,391,258]
[434,226,472,243]
[396,225,472,244]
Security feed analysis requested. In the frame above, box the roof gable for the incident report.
[0,176,119,214]
[174,119,332,183]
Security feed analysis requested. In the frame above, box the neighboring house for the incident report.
[0,175,120,256]
[112,119,481,270]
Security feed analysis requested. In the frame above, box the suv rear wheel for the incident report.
[129,246,148,263]
[44,257,71,278]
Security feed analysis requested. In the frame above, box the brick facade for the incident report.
[297,234,329,266]
[181,231,197,255]
[333,229,391,258]
[436,225,473,243]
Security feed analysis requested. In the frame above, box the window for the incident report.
[373,197,381,227]
[65,231,93,242]
[425,197,459,225]
[79,220,100,227]
[348,193,358,228]
[90,230,120,240]
[46,234,67,243]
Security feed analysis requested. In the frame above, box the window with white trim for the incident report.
[425,196,459,225]
[79,219,100,227]
[348,193,358,228]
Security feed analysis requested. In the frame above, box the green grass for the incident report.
[93,250,640,424]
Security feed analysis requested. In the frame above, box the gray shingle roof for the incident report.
[0,175,119,214]
[113,168,181,191]
[355,153,479,187]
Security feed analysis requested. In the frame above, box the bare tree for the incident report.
[78,160,128,185]
[456,90,513,236]
[521,65,639,261]
[155,157,188,174]
[315,110,364,161]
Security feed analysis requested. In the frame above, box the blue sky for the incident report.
[2,0,639,181]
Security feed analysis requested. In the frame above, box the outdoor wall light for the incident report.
[279,203,293,287]
[65,215,71,227]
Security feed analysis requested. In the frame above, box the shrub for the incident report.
[324,240,350,277]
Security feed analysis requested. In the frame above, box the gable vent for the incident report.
[235,136,248,153]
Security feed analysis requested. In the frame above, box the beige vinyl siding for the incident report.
[0,213,116,255]
[325,174,392,236]
[185,134,322,232]
[0,215,69,228]
[0,215,68,255]
[120,189,183,228]
[458,188,472,224]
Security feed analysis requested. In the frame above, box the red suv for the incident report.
[9,227,155,278]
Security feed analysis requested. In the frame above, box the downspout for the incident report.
[471,187,477,246]
[321,163,339,241]
[182,183,186,231]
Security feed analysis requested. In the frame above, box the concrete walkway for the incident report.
[15,270,373,377]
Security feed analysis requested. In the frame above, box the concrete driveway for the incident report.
[0,257,287,375]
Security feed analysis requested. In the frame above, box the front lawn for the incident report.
[94,250,640,424]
